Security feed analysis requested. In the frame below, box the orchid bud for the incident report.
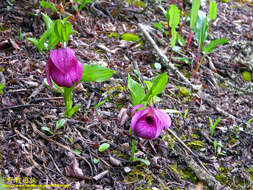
[46,48,83,88]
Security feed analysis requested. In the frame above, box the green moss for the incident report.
[215,173,229,185]
[191,133,200,139]
[125,164,154,185]
[112,150,127,159]
[216,166,230,185]
[187,140,203,150]
[162,134,176,149]
[181,135,187,140]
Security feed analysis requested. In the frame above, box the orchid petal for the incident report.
[131,107,150,132]
[155,109,171,130]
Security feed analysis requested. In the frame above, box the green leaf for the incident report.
[40,0,59,13]
[54,18,74,42]
[170,27,177,47]
[0,83,4,91]
[41,126,54,135]
[79,0,93,10]
[203,38,228,54]
[242,71,252,82]
[64,135,73,143]
[127,74,145,106]
[143,73,168,102]
[194,10,209,51]
[81,64,116,82]
[48,31,60,50]
[93,157,100,164]
[168,5,180,28]
[41,13,54,30]
[190,0,201,29]
[56,119,66,129]
[121,33,140,42]
[153,22,164,31]
[208,1,217,21]
[74,149,81,155]
[158,6,169,21]
[98,143,110,152]
[133,157,150,166]
[214,117,221,127]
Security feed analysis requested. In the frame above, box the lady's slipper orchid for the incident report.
[131,105,171,139]
[46,48,83,88]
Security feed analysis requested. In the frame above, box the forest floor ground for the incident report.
[0,0,253,189]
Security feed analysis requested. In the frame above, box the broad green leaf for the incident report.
[242,71,252,82]
[143,73,168,102]
[27,38,40,51]
[41,13,54,30]
[56,119,66,129]
[127,74,145,106]
[177,33,186,45]
[168,5,180,28]
[81,64,116,82]
[208,1,217,21]
[121,33,140,42]
[54,18,74,42]
[98,143,110,152]
[194,10,209,51]
[190,0,201,29]
[170,27,177,47]
[40,0,59,13]
[0,83,4,91]
[133,157,150,166]
[203,38,228,54]
[48,31,60,50]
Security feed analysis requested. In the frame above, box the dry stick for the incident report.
[174,143,232,190]
[30,122,93,178]
[138,23,233,190]
[138,23,250,128]
[138,24,198,91]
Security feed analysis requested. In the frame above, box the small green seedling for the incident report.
[98,143,110,152]
[184,108,189,119]
[93,157,100,164]
[209,116,221,137]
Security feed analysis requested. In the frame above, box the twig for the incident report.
[138,23,198,91]
[30,121,93,177]
[28,82,45,100]
[174,143,232,190]
[0,104,56,112]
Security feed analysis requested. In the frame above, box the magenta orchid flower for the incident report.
[46,48,83,88]
[131,105,171,139]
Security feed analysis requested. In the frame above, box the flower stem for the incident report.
[130,138,135,163]
[63,87,73,117]
[129,129,135,163]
